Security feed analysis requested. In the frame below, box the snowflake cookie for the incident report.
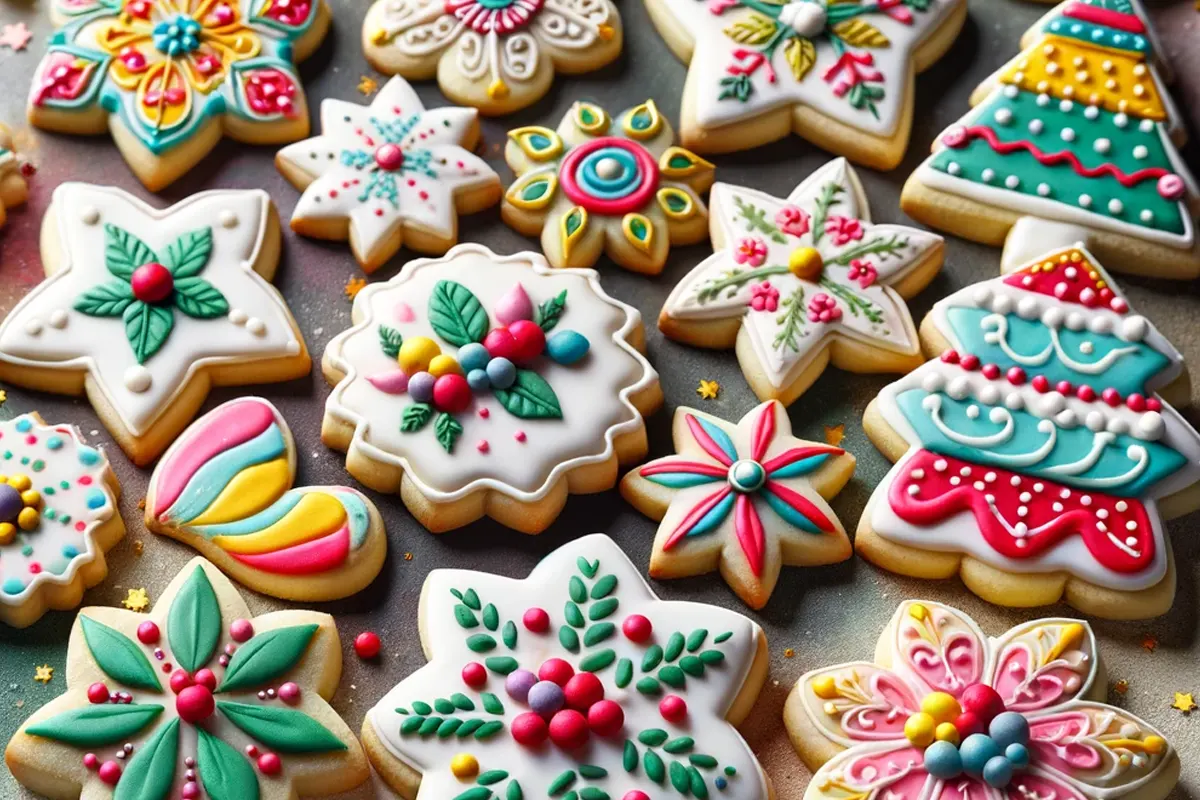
[621,400,854,609]
[858,245,1200,619]
[28,0,330,190]
[362,0,621,115]
[321,244,662,533]
[0,184,311,467]
[146,398,387,602]
[660,159,943,407]
[0,123,29,228]
[785,600,1179,800]
[276,76,502,273]
[643,0,966,167]
[6,557,370,799]
[363,533,773,799]
[0,413,124,628]
[503,100,715,275]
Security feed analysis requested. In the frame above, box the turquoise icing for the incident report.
[15,418,31,433]
[336,491,371,549]
[192,489,303,537]
[644,472,721,489]
[63,545,80,558]
[85,489,107,509]
[78,446,101,466]
[895,388,1185,496]
[1043,17,1149,54]
[691,492,735,536]
[46,436,64,451]
[943,307,1170,396]
[165,424,286,524]
[3,578,24,595]
[762,492,822,533]
[693,417,739,463]
[768,453,831,479]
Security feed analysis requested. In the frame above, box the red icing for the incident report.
[559,137,660,216]
[1003,257,1123,311]
[354,631,381,659]
[587,699,624,736]
[538,658,574,687]
[176,685,215,723]
[523,607,549,632]
[130,262,173,303]
[229,525,350,574]
[548,708,589,749]
[622,614,652,642]
[243,69,297,117]
[260,0,312,26]
[659,694,687,722]
[1061,1,1146,33]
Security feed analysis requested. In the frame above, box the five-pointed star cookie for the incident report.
[621,400,854,608]
[660,158,943,407]
[276,76,501,273]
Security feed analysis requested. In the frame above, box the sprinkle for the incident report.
[476,440,489,453]
[1112,679,1129,695]
[1141,634,1158,652]
[824,424,845,447]
[344,277,367,300]
[783,648,795,658]
[514,430,527,443]
[34,665,54,684]
[132,540,144,556]
[403,552,413,561]
[123,588,150,612]
[0,22,32,51]
[696,379,720,400]
[357,75,379,96]
[1172,692,1197,713]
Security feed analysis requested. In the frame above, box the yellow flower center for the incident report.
[788,247,824,281]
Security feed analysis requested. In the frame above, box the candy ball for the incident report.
[904,712,936,748]
[659,694,687,723]
[923,740,963,779]
[176,685,215,724]
[408,371,436,404]
[511,711,548,746]
[486,357,516,389]
[564,672,604,710]
[483,327,518,360]
[538,658,575,686]
[935,722,960,745]
[462,662,487,688]
[622,614,652,643]
[169,669,192,694]
[548,709,589,749]
[522,607,549,632]
[1005,743,1029,768]
[960,734,1002,777]
[98,760,122,786]
[192,668,217,691]
[587,699,625,736]
[921,691,963,725]
[398,336,441,374]
[278,682,301,704]
[982,755,1014,788]
[258,752,282,776]
[546,330,589,365]
[988,711,1030,750]
[428,354,463,377]
[87,682,110,704]
[622,792,651,800]
[433,374,471,413]
[450,752,479,779]
[508,319,547,363]
[788,246,824,280]
[136,621,160,644]
[458,342,491,372]
[1142,736,1166,755]
[961,684,1005,725]
[229,619,254,642]
[954,711,984,738]
[467,369,491,393]
[528,681,565,717]
[354,631,382,659]
[505,669,538,702]
[131,262,174,303]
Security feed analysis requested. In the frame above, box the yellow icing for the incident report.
[212,492,347,554]
[189,457,290,526]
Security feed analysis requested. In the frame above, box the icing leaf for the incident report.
[163,228,213,278]
[74,280,136,317]
[429,280,489,347]
[112,718,179,800]
[26,703,164,746]
[784,37,817,82]
[724,13,776,45]
[197,726,260,800]
[622,213,654,254]
[624,100,663,139]
[104,223,157,281]
[217,701,347,753]
[218,624,319,693]
[123,301,174,364]
[378,325,404,359]
[435,412,463,453]
[173,277,230,319]
[506,172,558,212]
[534,290,567,333]
[494,370,562,420]
[79,616,163,692]
[507,126,563,161]
[401,403,434,432]
[833,18,890,47]
[168,565,222,674]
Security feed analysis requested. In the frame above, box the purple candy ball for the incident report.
[505,669,538,703]
[408,371,436,404]
[527,680,565,717]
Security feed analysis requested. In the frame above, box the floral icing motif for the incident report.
[623,400,853,609]
[660,158,942,406]
[863,245,1200,616]
[364,533,772,799]
[146,398,386,601]
[276,76,501,273]
[29,0,327,189]
[8,558,369,798]
[502,100,715,275]
[788,601,1177,800]
[0,124,29,229]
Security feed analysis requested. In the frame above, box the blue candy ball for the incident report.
[486,357,517,389]
[923,740,963,780]
[459,342,491,373]
[1005,743,1030,768]
[408,371,436,404]
[982,755,1014,788]
[545,329,590,365]
[989,712,1030,749]
[527,680,564,717]
[467,368,491,393]
[959,734,1002,778]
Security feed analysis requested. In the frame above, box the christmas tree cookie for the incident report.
[858,245,1200,619]
[0,123,28,228]
[6,558,370,799]
[785,600,1179,800]
[321,244,662,533]
[363,534,774,799]
[903,0,1200,278]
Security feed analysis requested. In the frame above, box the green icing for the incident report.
[216,701,346,753]
[26,704,164,746]
[168,565,222,674]
[197,726,260,800]
[113,718,179,800]
[217,623,318,693]
[79,616,163,692]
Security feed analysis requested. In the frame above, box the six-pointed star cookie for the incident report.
[660,158,943,407]
[276,76,502,273]
[621,400,854,608]
[0,184,311,466]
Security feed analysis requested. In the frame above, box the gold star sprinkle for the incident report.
[1172,692,1196,713]
[824,424,845,447]
[0,389,7,405]
[404,552,414,561]
[1141,634,1158,652]
[696,379,719,400]
[783,648,795,658]
[357,75,379,96]
[345,277,367,300]
[1112,679,1129,695]
[123,587,150,612]
[33,665,53,684]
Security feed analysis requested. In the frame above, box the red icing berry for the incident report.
[564,672,604,711]
[940,349,960,364]
[130,262,174,303]
[508,319,547,363]
[355,631,382,659]
[176,685,215,724]
[587,699,625,736]
[1031,375,1050,393]
[1126,393,1146,412]
[981,363,1000,379]
[523,607,550,632]
[623,794,651,800]
[1055,380,1072,395]
[548,709,589,749]
[622,614,652,643]
[1147,397,1162,412]
[462,662,487,689]
[511,711,549,746]
[538,658,574,687]
[83,753,99,770]
[960,683,1005,725]
[375,143,405,171]
[484,327,519,360]
[1076,384,1096,402]
[87,682,110,704]
[98,760,122,786]
[257,752,282,775]
[433,374,471,413]
[193,668,217,691]
[959,354,980,371]
[230,618,254,642]
[954,710,984,737]
[659,694,687,723]
[1102,388,1121,406]
[169,668,193,694]
[1006,367,1026,385]
[136,620,160,644]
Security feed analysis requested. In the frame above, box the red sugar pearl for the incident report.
[511,711,549,746]
[87,682,110,704]
[659,695,687,723]
[193,668,217,691]
[622,614,652,643]
[548,709,589,749]
[587,699,625,736]
[169,668,192,695]
[229,618,254,642]
[83,753,99,770]
[1031,375,1050,393]
[462,662,487,689]
[257,753,282,775]
[523,607,550,633]
[538,658,574,687]
[1147,397,1162,412]
[960,354,980,371]
[1076,385,1096,402]
[1102,388,1121,406]
[960,683,1005,725]
[940,349,960,364]
[1126,393,1146,411]
[136,621,160,644]
[1055,380,1073,395]
[564,672,604,711]
[354,631,381,659]
[623,794,652,800]
[98,761,122,785]
[954,710,985,737]
[1006,367,1026,385]
[981,363,1000,379]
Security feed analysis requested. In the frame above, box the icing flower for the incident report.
[824,215,864,246]
[790,601,1176,800]
[774,204,811,237]
[808,293,843,323]
[735,237,769,267]
[749,281,779,312]
[847,258,878,288]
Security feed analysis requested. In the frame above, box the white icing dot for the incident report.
[1017,505,1028,517]
[246,317,267,336]
[1116,500,1128,512]
[973,481,986,491]
[229,308,248,325]
[1140,119,1154,133]
[1028,119,1044,135]
[1079,194,1093,208]
[1080,495,1092,507]
[1126,520,1137,531]
[124,365,152,393]
[960,466,972,477]
[948,377,970,400]
[947,161,962,176]
[1006,393,1025,411]
[1133,145,1148,160]
[1097,508,1109,520]
[49,310,68,329]
[24,320,42,336]
[1074,70,1088,83]
[1088,316,1112,334]
[966,404,981,419]
[1080,341,1094,354]
[1140,209,1154,223]
[984,471,996,483]
[1059,99,1073,112]
[1061,488,1071,499]
[911,469,925,480]
[1011,476,1022,487]
[1017,297,1039,319]
[922,372,946,393]
[1108,198,1124,214]
[1133,63,1146,77]
[992,294,1013,315]
[1066,311,1086,331]
[934,459,948,472]
[907,485,920,497]
[1056,409,1078,428]
[1086,411,1105,431]
[1107,418,1130,435]
[1043,45,1055,56]
[1125,536,1138,547]
[1060,128,1076,142]
[219,210,239,229]
[1037,183,1051,197]
[1036,93,1051,107]
[1046,62,1060,75]
[1101,59,1114,73]
[1019,492,1032,503]
[1033,483,1044,493]
[978,385,1001,406]
[1042,307,1065,329]
[982,168,996,183]
[973,287,993,307]
[1121,315,1148,342]
[1005,175,1021,189]
[1084,105,1099,120]
[81,206,100,225]
[994,108,1013,125]
[1137,412,1164,440]
[950,476,961,486]
[1113,113,1128,128]
[1093,138,1111,154]
[1133,84,1145,97]
[1052,502,1064,512]
[1003,85,1019,98]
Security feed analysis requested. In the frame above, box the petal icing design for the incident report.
[559,206,590,261]
[988,619,1096,712]
[890,601,985,698]
[622,99,664,140]
[801,663,922,747]
[1004,769,1089,800]
[808,741,932,800]
[659,146,715,181]
[506,170,559,212]
[508,126,564,161]
[657,186,698,220]
[622,212,654,254]
[573,101,610,135]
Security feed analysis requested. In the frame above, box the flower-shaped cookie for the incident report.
[29,0,331,189]
[786,600,1179,800]
[622,400,853,608]
[276,76,501,273]
[660,158,942,406]
[503,100,715,274]
[363,534,773,799]
[362,0,621,115]
[7,558,369,799]
[0,123,29,228]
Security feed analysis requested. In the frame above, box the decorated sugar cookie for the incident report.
[276,76,502,273]
[0,184,311,466]
[361,0,621,115]
[643,0,966,167]
[858,246,1200,619]
[322,244,662,533]
[660,159,943,407]
[28,0,331,190]
[0,413,124,628]
[6,558,370,798]
[903,0,1200,278]
[785,600,1179,800]
[146,398,387,602]
[363,533,774,799]
[0,123,29,228]
[621,400,854,608]
[503,100,715,275]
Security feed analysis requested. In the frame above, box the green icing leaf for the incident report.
[218,624,319,693]
[74,280,135,317]
[534,289,567,333]
[123,301,174,364]
[502,620,518,649]
[664,632,686,662]
[507,780,524,800]
[559,626,580,653]
[197,726,260,800]
[493,370,562,419]
[435,412,463,453]
[168,565,221,674]
[583,622,615,647]
[482,603,499,631]
[104,223,156,281]
[578,649,615,672]
[379,325,404,359]
[485,656,518,674]
[173,277,229,319]
[453,789,492,800]
[79,616,162,692]
[462,589,482,610]
[589,574,617,599]
[113,718,179,800]
[26,704,164,746]
[429,280,488,346]
[217,701,347,753]
[454,604,479,628]
[401,403,433,432]
[588,598,618,621]
[163,228,213,278]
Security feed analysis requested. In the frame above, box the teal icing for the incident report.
[761,491,822,533]
[895,388,1185,496]
[1043,16,1149,54]
[768,453,831,479]
[690,492,735,536]
[943,307,1169,396]
[334,491,371,549]
[190,489,303,538]
[165,424,287,524]
[644,472,722,489]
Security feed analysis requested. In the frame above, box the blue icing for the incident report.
[644,472,722,489]
[336,491,371,549]
[895,388,1185,496]
[3,578,25,595]
[78,446,101,466]
[86,488,107,509]
[14,418,31,433]
[693,416,739,463]
[768,453,831,479]
[762,491,822,533]
[192,489,304,537]
[46,436,64,451]
[690,492,735,536]
[62,545,80,558]
[943,308,1169,397]
[165,423,286,524]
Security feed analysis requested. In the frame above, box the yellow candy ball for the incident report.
[1143,735,1166,755]
[18,507,39,531]
[450,753,479,779]
[904,712,936,748]
[920,691,962,725]
[21,490,41,509]
[788,247,824,281]
[398,337,441,375]
[811,675,839,700]
[0,522,15,545]
[8,474,31,492]
[428,354,463,378]
[935,722,960,745]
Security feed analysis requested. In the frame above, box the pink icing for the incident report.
[991,642,1086,712]
[494,284,533,326]
[1028,712,1103,772]
[394,302,415,322]
[842,746,928,797]
[230,525,350,574]
[1005,771,1088,800]
[840,671,920,740]
[935,778,993,800]
[900,617,984,698]
[368,370,410,394]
